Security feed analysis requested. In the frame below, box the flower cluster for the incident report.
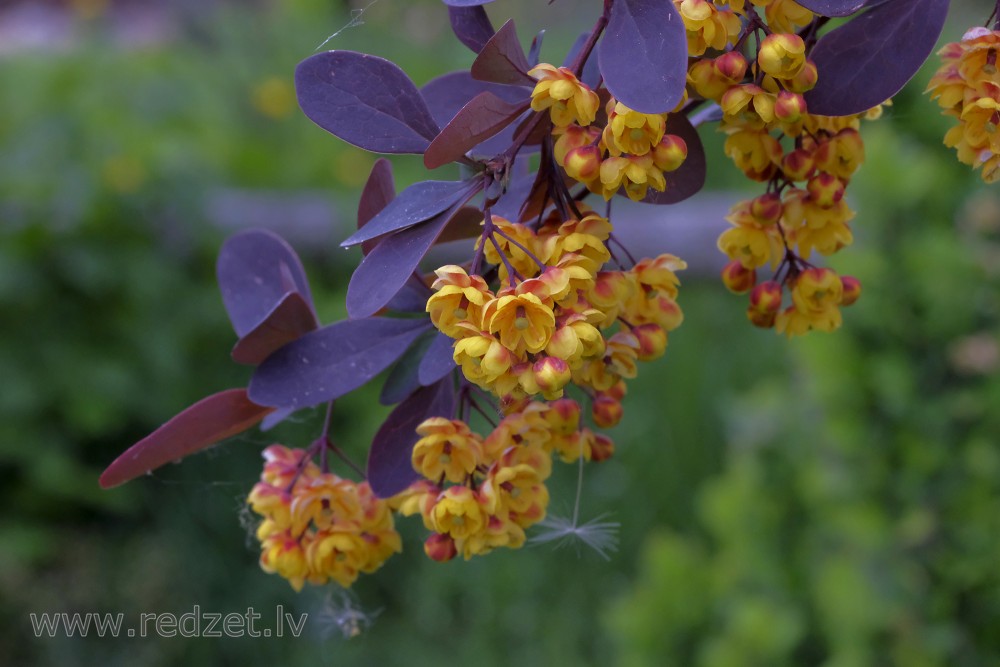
[928,27,1000,183]
[393,399,613,562]
[683,15,873,335]
[426,212,684,422]
[530,65,690,201]
[248,445,401,590]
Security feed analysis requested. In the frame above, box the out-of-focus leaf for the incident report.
[380,331,437,405]
[368,379,455,498]
[341,180,478,248]
[641,113,706,205]
[424,92,529,169]
[448,5,495,53]
[231,292,319,365]
[418,332,457,386]
[442,0,495,5]
[471,20,535,86]
[529,29,545,66]
[358,158,396,256]
[248,318,432,410]
[598,0,687,114]
[804,0,949,116]
[260,406,297,432]
[99,389,272,489]
[565,31,602,88]
[795,0,868,16]
[386,277,433,314]
[437,206,484,244]
[295,51,440,154]
[217,229,315,338]
[346,199,475,319]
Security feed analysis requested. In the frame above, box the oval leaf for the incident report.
[804,0,949,116]
[380,330,437,406]
[358,158,396,256]
[248,318,432,410]
[641,112,706,205]
[99,389,272,489]
[795,0,869,16]
[296,51,440,154]
[217,229,315,338]
[599,0,688,114]
[448,5,495,53]
[424,92,529,169]
[341,180,477,248]
[471,20,535,86]
[231,292,319,365]
[367,379,456,498]
[418,332,457,386]
[346,197,477,320]
[386,277,434,314]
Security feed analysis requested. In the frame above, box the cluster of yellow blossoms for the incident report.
[248,445,401,590]
[529,64,689,201]
[682,14,874,336]
[393,399,613,561]
[928,27,1000,183]
[426,212,684,420]
[677,0,813,55]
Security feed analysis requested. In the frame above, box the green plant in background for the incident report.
[608,119,1000,666]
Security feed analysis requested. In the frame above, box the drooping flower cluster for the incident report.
[530,65,690,201]
[392,399,613,562]
[248,445,401,590]
[426,211,684,424]
[928,27,1000,183]
[683,13,874,335]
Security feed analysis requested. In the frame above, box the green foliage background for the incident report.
[2,1,998,665]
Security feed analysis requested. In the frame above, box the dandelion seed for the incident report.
[315,589,381,640]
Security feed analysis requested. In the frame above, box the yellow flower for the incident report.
[599,155,666,201]
[483,285,557,355]
[604,101,667,156]
[412,418,484,483]
[427,265,494,337]
[756,33,806,81]
[430,486,486,541]
[723,129,783,181]
[528,64,600,127]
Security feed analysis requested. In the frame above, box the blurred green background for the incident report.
[2,0,999,665]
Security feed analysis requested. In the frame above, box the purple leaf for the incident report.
[448,5,495,53]
[386,277,434,313]
[528,29,544,66]
[471,20,535,86]
[295,51,440,154]
[341,180,478,248]
[418,332,456,386]
[231,292,319,365]
[358,158,396,256]
[442,0,495,5]
[217,229,315,338]
[367,379,456,498]
[598,0,688,114]
[248,318,432,410]
[804,0,949,116]
[424,92,529,169]
[795,0,868,16]
[565,31,602,88]
[380,331,436,406]
[100,389,273,489]
[260,405,297,432]
[437,206,484,244]
[641,112,706,205]
[346,199,475,319]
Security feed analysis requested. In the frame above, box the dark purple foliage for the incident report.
[437,206,485,244]
[358,158,396,256]
[260,405,296,432]
[367,379,456,498]
[216,229,315,338]
[565,31,602,88]
[230,292,319,365]
[341,180,478,248]
[471,20,535,86]
[528,29,544,66]
[795,0,869,16]
[380,332,436,405]
[641,112,707,205]
[346,198,475,319]
[598,0,688,114]
[100,389,273,488]
[295,51,440,154]
[418,332,457,386]
[804,0,949,116]
[385,277,434,314]
[248,317,432,410]
[442,0,495,5]
[424,92,529,169]
[448,5,495,53]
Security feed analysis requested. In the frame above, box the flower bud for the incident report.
[840,275,862,306]
[721,260,757,294]
[806,172,845,207]
[715,51,749,82]
[533,356,572,395]
[652,134,688,172]
[757,33,807,80]
[564,145,602,182]
[785,59,818,94]
[781,148,815,182]
[424,533,457,562]
[592,395,623,428]
[632,323,668,361]
[747,280,783,327]
[774,90,807,124]
[605,379,628,402]
[590,432,615,462]
[750,192,783,226]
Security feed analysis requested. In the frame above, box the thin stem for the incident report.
[493,226,547,272]
[609,233,638,267]
[570,2,611,78]
[572,447,584,526]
